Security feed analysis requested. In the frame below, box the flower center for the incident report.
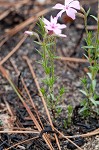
[51,24,55,28]
[65,5,69,9]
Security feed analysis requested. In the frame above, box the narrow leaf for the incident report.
[79,90,87,96]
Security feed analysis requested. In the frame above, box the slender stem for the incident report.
[95,0,99,61]
[97,0,99,39]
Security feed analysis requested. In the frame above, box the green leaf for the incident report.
[82,46,95,49]
[34,41,42,45]
[40,87,45,95]
[92,79,96,91]
[50,93,55,101]
[45,67,50,74]
[90,15,98,22]
[87,72,92,80]
[46,42,54,46]
[59,87,65,95]
[86,8,90,17]
[67,105,73,114]
[79,106,88,113]
[81,77,87,85]
[79,90,87,96]
[56,107,62,114]
[89,97,97,106]
[35,48,42,56]
[95,101,99,105]
[83,54,89,60]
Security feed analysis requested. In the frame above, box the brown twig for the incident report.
[62,128,99,138]
[76,24,97,30]
[0,35,27,65]
[56,56,88,63]
[81,0,98,5]
[5,136,39,150]
[0,130,39,134]
[0,0,30,8]
[0,8,51,47]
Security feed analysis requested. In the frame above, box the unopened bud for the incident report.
[24,31,33,36]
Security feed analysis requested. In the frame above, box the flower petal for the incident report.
[45,25,52,31]
[53,28,61,35]
[69,1,80,10]
[65,0,74,5]
[57,24,66,29]
[50,16,57,24]
[56,9,65,18]
[66,7,77,20]
[43,18,50,25]
[54,28,67,37]
[53,17,57,24]
[58,33,67,37]
[53,3,64,9]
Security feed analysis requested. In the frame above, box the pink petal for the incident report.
[58,33,67,37]
[65,0,74,5]
[66,7,77,20]
[57,24,66,29]
[53,17,57,24]
[53,28,61,35]
[69,1,80,10]
[43,18,50,25]
[45,25,52,31]
[50,16,54,23]
[50,16,57,24]
[53,3,64,10]
[54,29,67,37]
[56,9,65,18]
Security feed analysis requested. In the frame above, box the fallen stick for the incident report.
[56,56,88,63]
[76,24,97,30]
[5,136,39,150]
[0,8,51,47]
[0,130,39,134]
[0,0,30,20]
[0,35,27,65]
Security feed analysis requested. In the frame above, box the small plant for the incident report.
[79,6,99,116]
[67,105,73,125]
[63,105,73,128]
[25,0,80,119]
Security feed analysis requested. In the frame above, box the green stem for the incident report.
[95,0,99,63]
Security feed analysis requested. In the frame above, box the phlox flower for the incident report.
[53,0,80,20]
[43,16,66,37]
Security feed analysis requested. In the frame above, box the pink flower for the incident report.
[43,16,66,37]
[53,0,80,20]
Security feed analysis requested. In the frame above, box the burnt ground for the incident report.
[0,0,99,150]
